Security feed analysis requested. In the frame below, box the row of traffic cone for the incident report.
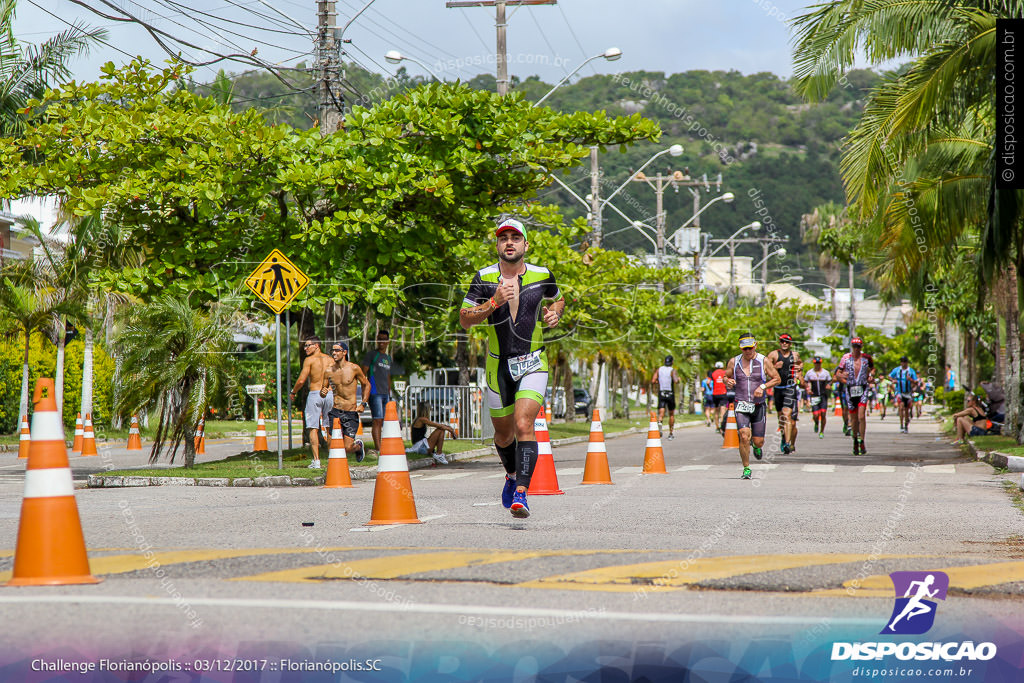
[17,412,144,458]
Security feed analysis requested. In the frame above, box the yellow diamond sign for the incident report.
[245,249,309,314]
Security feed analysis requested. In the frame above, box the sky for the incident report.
[15,0,817,86]
[9,0,825,228]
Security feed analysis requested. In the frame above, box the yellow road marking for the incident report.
[519,554,915,593]
[0,547,420,582]
[234,549,651,583]
[812,560,1024,597]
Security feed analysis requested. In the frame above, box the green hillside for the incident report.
[205,63,882,280]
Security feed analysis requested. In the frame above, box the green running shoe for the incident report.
[753,446,763,460]
[741,467,752,480]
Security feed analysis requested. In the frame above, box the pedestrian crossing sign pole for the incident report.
[245,250,310,469]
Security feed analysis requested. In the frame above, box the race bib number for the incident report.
[508,350,543,381]
[849,385,864,398]
[736,400,756,414]
[810,396,822,406]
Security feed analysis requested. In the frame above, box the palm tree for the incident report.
[801,203,846,321]
[791,0,1024,438]
[115,295,240,467]
[0,0,106,137]
[0,256,66,418]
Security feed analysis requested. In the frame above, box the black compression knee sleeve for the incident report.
[496,441,517,474]
[516,441,538,488]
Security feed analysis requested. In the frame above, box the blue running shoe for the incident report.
[510,489,530,518]
[354,438,365,463]
[501,474,516,509]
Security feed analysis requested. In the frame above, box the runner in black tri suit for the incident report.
[460,218,566,519]
[803,357,832,439]
[765,333,803,454]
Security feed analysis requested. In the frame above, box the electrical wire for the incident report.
[556,2,595,75]
[25,0,137,61]
[459,8,491,53]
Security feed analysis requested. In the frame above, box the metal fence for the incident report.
[401,385,491,441]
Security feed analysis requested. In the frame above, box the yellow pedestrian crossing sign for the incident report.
[245,249,309,314]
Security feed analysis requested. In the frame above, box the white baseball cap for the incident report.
[496,218,526,240]
[714,361,724,369]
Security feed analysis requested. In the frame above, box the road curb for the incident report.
[967,439,1024,473]
[83,420,699,488]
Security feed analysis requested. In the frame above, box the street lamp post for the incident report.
[384,50,442,81]
[625,146,686,265]
[665,191,734,288]
[707,221,761,308]
[534,47,622,106]
[751,247,787,301]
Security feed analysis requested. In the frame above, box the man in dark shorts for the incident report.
[711,361,728,433]
[323,342,371,462]
[724,333,782,480]
[804,357,832,438]
[460,218,566,518]
[652,355,680,440]
[765,333,802,454]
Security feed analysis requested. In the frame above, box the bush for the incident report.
[935,387,964,409]
[0,335,115,434]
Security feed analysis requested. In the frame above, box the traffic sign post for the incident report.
[245,384,266,422]
[245,250,310,471]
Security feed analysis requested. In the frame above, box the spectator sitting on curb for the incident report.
[950,394,989,445]
[407,401,454,465]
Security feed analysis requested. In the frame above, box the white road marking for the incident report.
[613,467,643,474]
[801,464,835,473]
[483,473,507,479]
[420,473,475,481]
[675,465,711,472]
[861,465,896,473]
[749,464,779,471]
[558,468,585,475]
[921,464,956,474]
[0,595,880,626]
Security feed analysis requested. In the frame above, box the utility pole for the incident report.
[590,146,602,247]
[707,235,786,308]
[317,0,342,134]
[445,0,557,95]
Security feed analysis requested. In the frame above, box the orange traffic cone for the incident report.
[449,405,460,438]
[18,415,31,459]
[193,417,206,454]
[356,418,364,437]
[834,396,842,417]
[80,413,98,456]
[8,378,100,586]
[324,417,354,489]
[126,415,142,450]
[529,406,563,495]
[582,409,613,485]
[642,411,667,474]
[71,413,84,452]
[253,414,268,451]
[368,401,421,525]
[722,403,739,449]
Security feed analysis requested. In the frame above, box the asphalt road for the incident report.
[0,408,1021,679]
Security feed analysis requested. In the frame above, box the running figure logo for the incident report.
[244,249,309,314]
[881,571,949,635]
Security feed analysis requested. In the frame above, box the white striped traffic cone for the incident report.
[324,417,354,489]
[253,414,268,451]
[193,417,206,455]
[368,401,421,525]
[529,406,563,495]
[18,414,30,459]
[582,409,613,485]
[126,415,142,450]
[722,404,739,449]
[642,411,667,474]
[80,413,98,456]
[8,378,100,586]
[71,413,84,453]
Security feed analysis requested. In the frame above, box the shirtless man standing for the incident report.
[322,341,371,461]
[289,336,334,469]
